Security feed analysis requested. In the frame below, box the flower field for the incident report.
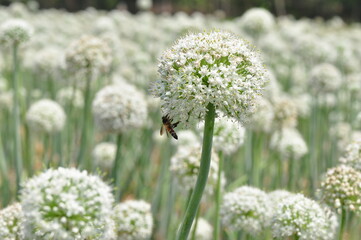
[0,2,361,240]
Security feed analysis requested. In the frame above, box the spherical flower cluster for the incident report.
[330,122,352,150]
[271,194,337,240]
[339,138,361,171]
[221,186,272,235]
[309,63,342,94]
[20,168,114,240]
[270,128,308,160]
[93,142,116,171]
[137,0,153,11]
[239,8,275,37]
[26,99,66,134]
[170,145,224,197]
[56,87,84,108]
[189,218,213,240]
[199,115,245,155]
[318,165,361,214]
[92,82,148,134]
[0,19,33,45]
[65,35,112,78]
[268,190,294,208]
[0,203,24,240]
[112,200,153,240]
[31,47,65,78]
[246,97,274,132]
[272,95,298,129]
[151,31,268,127]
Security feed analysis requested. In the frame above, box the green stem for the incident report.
[12,43,23,195]
[214,151,224,240]
[338,208,346,240]
[176,103,216,240]
[76,74,91,169]
[190,208,200,240]
[113,134,123,201]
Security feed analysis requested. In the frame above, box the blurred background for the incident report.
[0,0,360,21]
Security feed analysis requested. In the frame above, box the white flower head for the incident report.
[309,63,342,94]
[221,186,272,235]
[271,194,337,240]
[246,96,274,133]
[239,8,275,37]
[189,218,213,240]
[151,30,268,127]
[112,200,153,240]
[66,35,112,79]
[339,138,361,171]
[268,190,294,208]
[30,46,65,79]
[20,168,114,240]
[318,165,361,214]
[270,127,308,160]
[93,142,116,171]
[199,115,245,155]
[26,99,66,134]
[0,19,33,45]
[170,145,225,197]
[56,87,84,109]
[272,95,298,129]
[92,82,148,134]
[0,203,24,240]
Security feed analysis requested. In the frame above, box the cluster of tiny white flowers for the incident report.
[239,8,275,37]
[0,18,33,45]
[65,35,112,78]
[339,138,361,171]
[271,193,337,240]
[92,82,148,134]
[270,128,308,160]
[92,142,116,171]
[170,145,224,197]
[30,47,65,78]
[189,218,213,240]
[330,122,352,150]
[26,99,66,134]
[56,87,84,108]
[199,115,245,155]
[151,30,268,127]
[246,96,274,132]
[271,95,298,129]
[137,0,153,11]
[112,200,153,240]
[220,186,272,235]
[318,165,361,214]
[268,190,294,208]
[309,63,342,94]
[0,203,24,240]
[20,168,114,240]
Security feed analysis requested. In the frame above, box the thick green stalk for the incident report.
[12,43,23,194]
[113,134,123,201]
[214,151,224,240]
[176,103,215,240]
[76,75,91,169]
[338,208,346,240]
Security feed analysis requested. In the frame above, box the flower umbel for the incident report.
[151,30,268,126]
[20,168,114,240]
[112,200,153,240]
[0,203,24,240]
